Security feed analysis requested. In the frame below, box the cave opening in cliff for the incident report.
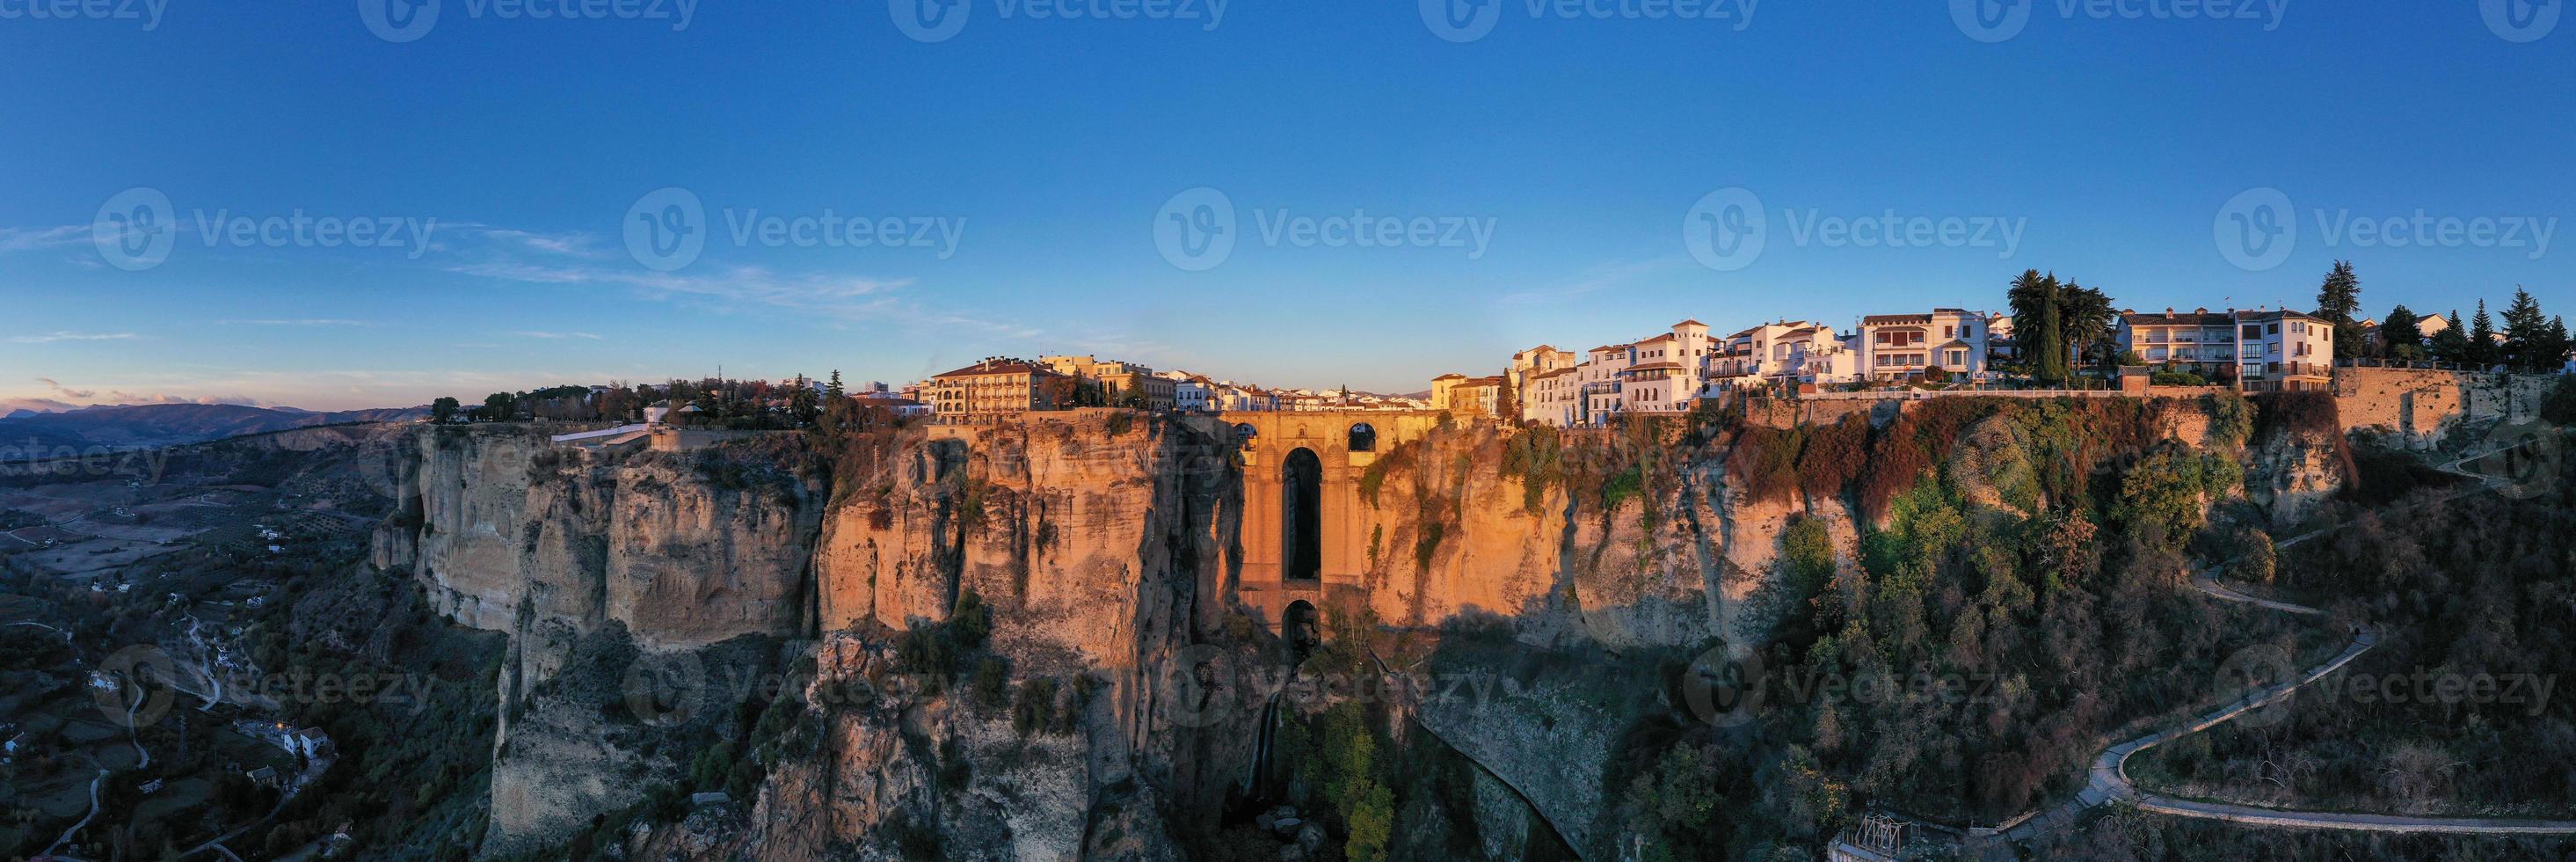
[1283,447,1322,581]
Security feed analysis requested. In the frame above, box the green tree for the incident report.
[2008,270,2067,384]
[2379,305,2424,360]
[2315,260,2364,360]
[429,397,460,424]
[789,375,821,427]
[2469,301,2500,368]
[825,369,846,399]
[2429,309,2472,364]
[2548,317,2573,370]
[2056,281,2117,374]
[2501,288,2550,369]
[482,391,515,421]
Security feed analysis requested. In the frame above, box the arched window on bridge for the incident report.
[1283,448,1322,581]
[1347,422,1377,453]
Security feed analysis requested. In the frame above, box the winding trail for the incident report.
[1987,443,2576,846]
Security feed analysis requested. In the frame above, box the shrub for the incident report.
[1012,677,1059,736]
[972,655,1010,710]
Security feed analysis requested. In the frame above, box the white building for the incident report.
[2113,306,2335,391]
[1856,309,1994,382]
[2233,308,2335,391]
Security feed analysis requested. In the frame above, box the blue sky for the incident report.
[2,0,2569,410]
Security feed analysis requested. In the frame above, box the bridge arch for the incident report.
[1283,448,1323,581]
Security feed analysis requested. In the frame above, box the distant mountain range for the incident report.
[0,403,427,454]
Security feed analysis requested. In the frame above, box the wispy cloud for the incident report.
[439,225,1036,337]
[1500,255,1690,305]
[217,318,377,327]
[0,224,89,254]
[24,376,264,408]
[468,227,601,257]
[11,332,139,344]
[513,331,603,340]
[38,376,94,399]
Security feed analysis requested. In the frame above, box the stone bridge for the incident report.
[1216,410,1448,633]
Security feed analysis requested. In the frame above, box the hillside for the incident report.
[0,402,426,453]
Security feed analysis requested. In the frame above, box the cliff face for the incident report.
[370,427,828,853]
[374,427,822,656]
[363,396,2360,860]
[790,413,1255,852]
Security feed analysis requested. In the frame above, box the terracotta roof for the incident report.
[1619,362,1686,372]
[1639,333,1677,344]
[2122,310,2232,326]
[2238,309,2325,323]
[1432,373,1467,381]
[935,359,1055,378]
[1675,318,1707,327]
[1863,313,1933,325]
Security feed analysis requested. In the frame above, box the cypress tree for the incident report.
[2315,260,2365,360]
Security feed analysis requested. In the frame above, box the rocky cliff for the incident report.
[360,394,2357,860]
